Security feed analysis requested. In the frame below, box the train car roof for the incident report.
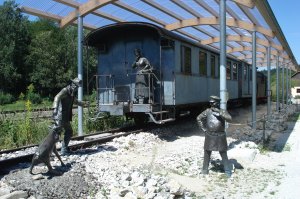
[85,22,240,62]
[85,22,190,46]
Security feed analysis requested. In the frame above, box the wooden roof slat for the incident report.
[20,6,96,30]
[141,0,181,20]
[170,0,201,18]
[201,35,283,51]
[237,3,277,48]
[194,0,218,17]
[165,17,274,38]
[55,0,125,23]
[21,6,62,21]
[18,0,298,70]
[112,1,166,26]
[60,0,118,28]
[126,0,234,52]
[232,0,256,8]
[255,0,296,67]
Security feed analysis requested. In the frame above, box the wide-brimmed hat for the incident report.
[209,95,220,103]
[70,78,82,87]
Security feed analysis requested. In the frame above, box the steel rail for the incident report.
[0,128,142,173]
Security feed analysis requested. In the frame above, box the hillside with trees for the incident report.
[261,69,299,101]
[0,1,96,105]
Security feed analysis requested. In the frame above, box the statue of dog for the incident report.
[29,126,65,175]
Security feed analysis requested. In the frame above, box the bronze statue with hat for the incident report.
[196,95,233,177]
[51,77,89,155]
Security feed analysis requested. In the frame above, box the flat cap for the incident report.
[71,77,82,87]
[209,95,221,102]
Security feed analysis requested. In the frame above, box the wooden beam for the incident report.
[239,53,289,60]
[200,35,283,51]
[165,17,217,30]
[231,0,256,8]
[113,1,166,26]
[165,17,274,38]
[226,18,274,38]
[227,46,282,58]
[55,0,125,22]
[255,0,297,66]
[171,0,201,18]
[141,0,181,20]
[20,6,96,30]
[60,0,117,28]
[79,0,116,17]
[20,6,61,21]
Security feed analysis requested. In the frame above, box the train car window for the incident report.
[211,55,216,77]
[161,38,174,48]
[226,61,231,80]
[232,63,238,80]
[199,51,207,76]
[297,89,300,93]
[181,45,191,74]
[244,65,247,80]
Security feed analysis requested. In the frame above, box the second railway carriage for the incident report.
[85,22,267,124]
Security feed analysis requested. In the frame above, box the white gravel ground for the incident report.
[0,104,299,199]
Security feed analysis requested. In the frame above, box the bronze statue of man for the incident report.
[132,48,153,104]
[197,95,232,177]
[52,78,88,155]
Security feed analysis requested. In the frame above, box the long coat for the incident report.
[197,108,232,151]
[132,57,153,99]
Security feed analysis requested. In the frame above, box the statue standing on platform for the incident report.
[132,48,153,104]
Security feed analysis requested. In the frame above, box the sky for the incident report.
[0,0,299,65]
[268,0,300,65]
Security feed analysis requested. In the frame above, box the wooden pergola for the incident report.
[19,0,298,69]
[17,0,299,133]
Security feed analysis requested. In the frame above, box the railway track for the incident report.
[0,106,94,120]
[0,125,145,173]
[0,113,193,174]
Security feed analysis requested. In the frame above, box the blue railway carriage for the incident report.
[85,22,266,125]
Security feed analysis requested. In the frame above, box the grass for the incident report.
[0,100,52,111]
[0,98,130,150]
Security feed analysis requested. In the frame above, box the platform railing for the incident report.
[95,71,160,105]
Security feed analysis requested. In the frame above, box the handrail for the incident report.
[95,71,159,104]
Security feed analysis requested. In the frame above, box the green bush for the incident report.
[0,100,49,150]
[0,91,15,105]
[27,92,42,104]
[26,84,42,104]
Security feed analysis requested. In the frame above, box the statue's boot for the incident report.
[202,150,212,175]
[220,151,232,177]
[61,137,71,156]
[61,123,73,156]
[61,142,70,156]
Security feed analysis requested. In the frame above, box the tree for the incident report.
[26,19,78,97]
[26,18,97,97]
[0,0,30,95]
